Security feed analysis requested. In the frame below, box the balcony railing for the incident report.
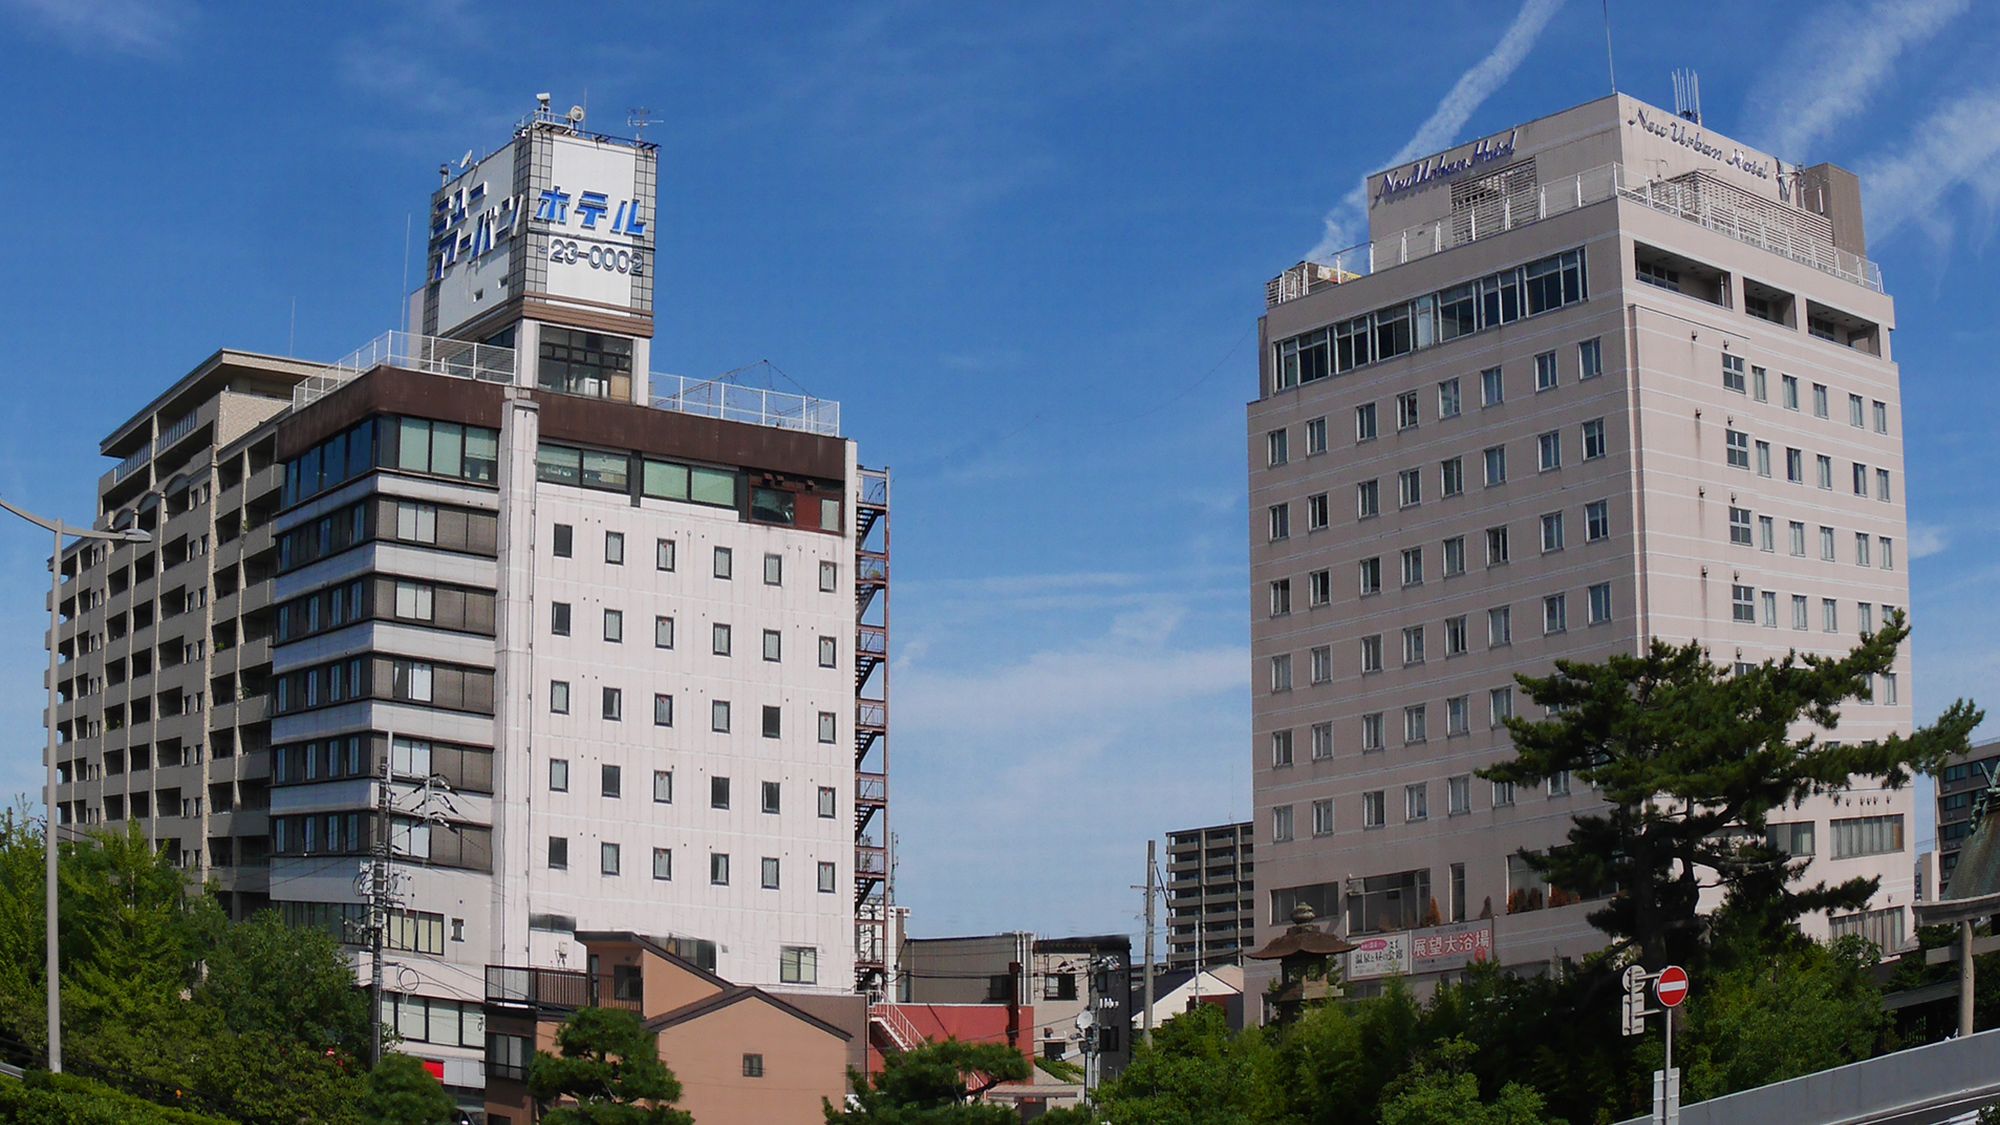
[484,965,642,1011]
[1269,161,1882,309]
[298,332,517,409]
[649,374,841,437]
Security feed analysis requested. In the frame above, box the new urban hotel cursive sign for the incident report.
[1373,129,1520,202]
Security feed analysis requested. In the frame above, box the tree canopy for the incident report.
[827,1038,1031,1123]
[528,1006,693,1125]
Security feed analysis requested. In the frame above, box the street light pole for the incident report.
[0,496,150,1074]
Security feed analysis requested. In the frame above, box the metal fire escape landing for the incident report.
[854,468,891,994]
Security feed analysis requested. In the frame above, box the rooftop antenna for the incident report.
[1672,68,1702,125]
[1602,0,1617,94]
[627,106,657,140]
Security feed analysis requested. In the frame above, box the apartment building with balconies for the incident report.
[1164,821,1255,971]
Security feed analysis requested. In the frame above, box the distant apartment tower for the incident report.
[1164,822,1254,971]
[1936,738,2000,887]
[49,100,893,1105]
[1249,93,1915,997]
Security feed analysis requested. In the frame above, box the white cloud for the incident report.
[1856,87,2000,239]
[1909,523,1950,559]
[1306,0,1566,261]
[1,0,189,57]
[1746,0,1969,160]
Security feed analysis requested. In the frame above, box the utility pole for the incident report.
[1142,840,1157,1045]
[368,747,394,1069]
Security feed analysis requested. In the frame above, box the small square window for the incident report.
[552,523,573,558]
[656,538,676,571]
[818,711,837,743]
[604,531,624,565]
[714,547,733,580]
[743,1053,764,1078]
[820,561,838,592]
[764,553,783,586]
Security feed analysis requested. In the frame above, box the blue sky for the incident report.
[0,0,1996,943]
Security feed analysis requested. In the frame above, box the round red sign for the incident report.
[1655,965,1690,1008]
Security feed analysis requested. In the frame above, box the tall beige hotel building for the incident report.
[1249,93,1914,998]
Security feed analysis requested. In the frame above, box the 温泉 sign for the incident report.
[1347,933,1411,980]
[1347,920,1496,980]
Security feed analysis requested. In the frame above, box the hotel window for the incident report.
[1272,804,1294,842]
[1813,383,1829,418]
[604,531,624,566]
[1755,440,1771,477]
[1307,492,1330,529]
[1484,445,1508,485]
[714,546,733,579]
[1543,593,1567,635]
[1449,775,1472,815]
[1363,791,1386,829]
[1538,431,1562,471]
[551,521,572,558]
[1489,686,1514,726]
[551,601,572,637]
[1831,815,1904,859]
[818,862,837,893]
[1732,585,1756,623]
[1311,721,1333,760]
[1445,614,1469,656]
[1769,823,1817,858]
[1793,595,1809,630]
[1360,635,1383,673]
[548,837,568,870]
[762,857,781,890]
[1355,402,1378,441]
[1402,626,1426,666]
[762,628,783,662]
[1815,454,1832,489]
[1305,416,1328,454]
[1266,429,1289,466]
[1309,645,1331,684]
[1396,391,1420,429]
[1270,503,1292,539]
[1820,526,1836,560]
[1876,468,1891,502]
[762,706,782,739]
[1271,730,1294,767]
[764,553,783,586]
[1438,377,1462,417]
[1782,374,1799,409]
[1398,469,1422,508]
[711,853,730,885]
[1540,512,1565,553]
[1789,521,1806,556]
[712,623,732,657]
[537,326,633,399]
[712,700,731,733]
[1729,507,1753,546]
[549,680,570,715]
[1758,516,1775,552]
[601,764,622,799]
[1401,547,1424,587]
[653,693,674,727]
[1752,365,1767,401]
[1548,770,1572,797]
[1536,351,1558,391]
[655,615,675,649]
[1873,400,1888,433]
[1308,569,1332,606]
[394,581,433,622]
[1880,537,1894,570]
[1588,582,1612,624]
[1583,419,1606,461]
[1269,580,1291,616]
[1488,605,1512,647]
[1361,712,1385,751]
[1356,482,1378,519]
[1855,533,1872,567]
[1446,695,1470,735]
[1405,783,1429,822]
[654,770,674,804]
[549,758,569,792]
[710,776,732,810]
[818,786,837,818]
[1579,338,1603,380]
[1311,799,1334,837]
[1849,394,1865,427]
[1725,430,1750,469]
[1823,598,1839,633]
[1761,591,1778,628]
[818,711,837,743]
[1481,366,1504,406]
[1492,780,1517,807]
[1785,447,1803,483]
[601,687,622,721]
[821,561,838,592]
[1852,462,1868,496]
[1859,602,1875,632]
[1270,654,1293,691]
[1586,500,1610,542]
[603,609,623,643]
[600,842,621,875]
[1359,557,1381,595]
[1882,672,1899,705]
[1442,535,1466,576]
[1722,354,1746,394]
[656,538,676,571]
[1440,456,1465,497]
[652,848,672,881]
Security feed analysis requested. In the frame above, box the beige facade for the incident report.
[1250,95,1915,1000]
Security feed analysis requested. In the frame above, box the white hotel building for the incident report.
[47,102,892,1102]
[1249,93,1915,997]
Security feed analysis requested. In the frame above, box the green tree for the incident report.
[827,1038,1030,1123]
[1378,1039,1554,1125]
[361,1052,461,1125]
[1481,616,1979,969]
[528,1006,693,1125]
[1677,936,1887,1101]
[1277,980,1425,1125]
[195,907,371,1056]
[1079,1004,1282,1125]
[0,1068,232,1124]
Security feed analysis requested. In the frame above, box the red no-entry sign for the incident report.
[1655,965,1690,1008]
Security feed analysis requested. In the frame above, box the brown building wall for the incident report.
[656,995,850,1123]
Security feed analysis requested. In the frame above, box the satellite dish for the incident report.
[1075,1010,1096,1030]
[458,150,473,169]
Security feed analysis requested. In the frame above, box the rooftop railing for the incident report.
[1269,161,1883,309]
[297,331,516,409]
[649,373,841,437]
